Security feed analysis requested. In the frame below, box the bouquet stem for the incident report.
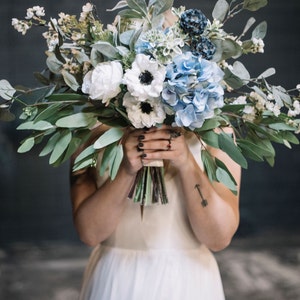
[128,165,168,217]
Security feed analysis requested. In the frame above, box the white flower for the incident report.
[123,54,166,101]
[82,61,123,104]
[232,96,247,105]
[11,18,30,35]
[79,3,93,22]
[123,92,166,128]
[296,84,300,91]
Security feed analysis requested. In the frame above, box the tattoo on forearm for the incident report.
[195,184,208,207]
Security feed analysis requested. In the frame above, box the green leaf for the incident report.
[74,144,96,165]
[223,68,245,89]
[49,130,72,165]
[94,127,124,149]
[47,93,88,102]
[61,70,80,92]
[151,0,174,16]
[212,0,229,22]
[126,0,148,15]
[17,120,54,131]
[258,68,276,79]
[268,123,296,131]
[196,118,221,132]
[110,144,124,179]
[201,150,217,182]
[46,53,63,74]
[213,38,242,62]
[252,21,267,39]
[39,132,61,157]
[237,139,266,162]
[92,42,120,60]
[34,103,63,123]
[231,61,251,82]
[100,142,117,176]
[279,131,299,145]
[201,131,219,148]
[0,79,16,100]
[241,17,256,36]
[73,157,95,172]
[243,0,268,12]
[107,0,128,11]
[17,137,35,153]
[218,132,248,168]
[55,112,97,128]
[215,158,237,193]
[60,137,83,164]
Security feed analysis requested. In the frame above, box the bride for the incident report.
[70,9,241,300]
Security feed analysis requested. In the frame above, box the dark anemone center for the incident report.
[139,70,154,85]
[140,102,153,114]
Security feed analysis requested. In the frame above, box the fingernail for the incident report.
[138,135,145,141]
[138,142,144,148]
[141,153,147,158]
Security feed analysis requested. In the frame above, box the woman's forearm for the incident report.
[178,153,240,252]
[72,165,136,246]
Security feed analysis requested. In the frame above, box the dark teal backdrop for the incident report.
[0,0,299,244]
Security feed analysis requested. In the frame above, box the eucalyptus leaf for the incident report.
[107,0,128,11]
[231,61,251,82]
[46,53,64,74]
[279,131,299,145]
[243,0,268,12]
[74,144,96,165]
[201,150,217,182]
[118,9,144,19]
[201,130,219,148]
[216,166,237,192]
[252,21,267,39]
[56,112,97,128]
[100,142,117,176]
[152,0,174,16]
[49,130,72,164]
[268,123,296,131]
[17,137,35,153]
[92,42,120,60]
[223,68,245,89]
[94,127,124,149]
[17,120,54,131]
[73,157,95,172]
[110,144,124,179]
[258,68,276,79]
[213,39,242,61]
[0,79,16,100]
[196,118,221,132]
[242,17,256,36]
[90,48,104,67]
[61,137,83,164]
[61,70,80,92]
[212,0,229,22]
[218,132,248,168]
[39,132,61,157]
[126,0,148,15]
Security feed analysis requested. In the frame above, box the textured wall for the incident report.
[0,0,299,244]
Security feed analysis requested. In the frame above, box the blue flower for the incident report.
[191,37,216,60]
[180,9,208,36]
[162,51,224,130]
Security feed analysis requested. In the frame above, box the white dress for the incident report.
[79,134,225,300]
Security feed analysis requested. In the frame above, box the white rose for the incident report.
[82,61,123,104]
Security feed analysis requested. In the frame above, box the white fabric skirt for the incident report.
[79,244,225,300]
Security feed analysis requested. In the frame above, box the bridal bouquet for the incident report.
[1,0,299,205]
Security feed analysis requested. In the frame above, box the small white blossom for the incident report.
[296,84,300,91]
[251,37,265,53]
[79,3,93,22]
[11,18,30,35]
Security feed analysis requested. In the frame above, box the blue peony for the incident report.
[180,9,208,36]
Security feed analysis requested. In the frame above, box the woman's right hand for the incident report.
[120,128,145,176]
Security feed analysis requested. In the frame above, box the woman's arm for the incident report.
[139,127,241,252]
[70,127,145,246]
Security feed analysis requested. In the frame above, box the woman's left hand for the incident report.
[137,126,191,169]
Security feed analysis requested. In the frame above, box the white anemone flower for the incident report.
[123,92,166,128]
[123,54,166,101]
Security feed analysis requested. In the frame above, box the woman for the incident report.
[70,122,241,300]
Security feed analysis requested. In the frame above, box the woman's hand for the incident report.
[122,126,190,171]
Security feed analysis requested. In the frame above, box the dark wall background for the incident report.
[0,0,299,245]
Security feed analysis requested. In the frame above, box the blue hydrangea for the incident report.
[191,37,216,60]
[180,9,208,36]
[162,51,224,130]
